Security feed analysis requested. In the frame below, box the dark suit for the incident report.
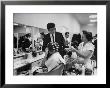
[42,32,65,57]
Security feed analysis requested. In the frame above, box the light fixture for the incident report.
[89,15,97,19]
[14,23,18,25]
[90,19,97,22]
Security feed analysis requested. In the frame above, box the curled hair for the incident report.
[47,23,55,30]
[82,30,93,41]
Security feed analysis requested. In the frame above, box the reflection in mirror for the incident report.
[13,23,47,76]
[13,23,46,57]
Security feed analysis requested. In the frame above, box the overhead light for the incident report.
[89,15,97,18]
[14,23,18,25]
[90,19,97,22]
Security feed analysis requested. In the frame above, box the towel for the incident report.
[45,52,66,72]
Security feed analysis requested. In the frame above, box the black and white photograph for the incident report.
[13,13,97,76]
[4,4,106,84]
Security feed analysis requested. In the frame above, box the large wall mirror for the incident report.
[13,23,48,56]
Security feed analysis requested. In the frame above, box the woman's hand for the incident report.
[65,47,75,52]
[65,48,71,52]
[69,46,76,52]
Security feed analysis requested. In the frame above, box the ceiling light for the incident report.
[90,19,97,22]
[89,15,97,18]
[14,23,18,25]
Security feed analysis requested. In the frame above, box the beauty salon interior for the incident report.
[13,13,97,76]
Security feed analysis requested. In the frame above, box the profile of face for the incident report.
[65,34,69,38]
[48,28,56,34]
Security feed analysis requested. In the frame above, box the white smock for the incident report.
[77,42,95,69]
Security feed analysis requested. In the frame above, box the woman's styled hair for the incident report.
[47,23,55,30]
[82,30,93,41]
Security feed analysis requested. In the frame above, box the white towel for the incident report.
[45,52,66,72]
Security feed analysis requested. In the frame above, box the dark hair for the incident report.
[25,33,31,38]
[82,30,93,41]
[47,23,55,30]
[40,32,45,36]
[65,32,69,35]
[47,42,59,52]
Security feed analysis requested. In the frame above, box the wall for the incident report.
[81,24,97,36]
[14,13,81,39]
[14,25,41,48]
[14,26,26,33]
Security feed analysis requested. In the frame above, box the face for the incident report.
[82,34,87,42]
[65,34,69,38]
[48,28,56,34]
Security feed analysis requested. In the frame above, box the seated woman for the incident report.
[37,42,66,75]
[66,30,95,75]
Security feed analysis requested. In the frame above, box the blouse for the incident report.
[77,42,95,69]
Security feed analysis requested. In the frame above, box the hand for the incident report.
[65,48,71,52]
[69,46,76,52]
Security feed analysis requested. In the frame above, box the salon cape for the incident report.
[45,52,66,72]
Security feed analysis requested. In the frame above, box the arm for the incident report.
[71,47,93,59]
